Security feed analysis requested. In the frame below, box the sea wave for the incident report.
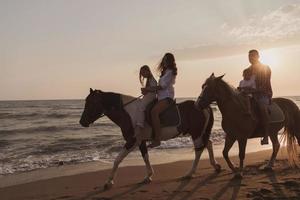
[0,129,227,175]
[0,112,80,120]
[0,125,81,135]
[0,122,117,135]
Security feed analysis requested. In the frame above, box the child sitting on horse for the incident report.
[238,68,256,118]
[136,65,157,128]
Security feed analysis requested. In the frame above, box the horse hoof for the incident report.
[233,173,243,179]
[141,177,152,184]
[214,164,222,173]
[231,167,239,173]
[263,166,273,171]
[103,181,114,190]
[179,175,192,181]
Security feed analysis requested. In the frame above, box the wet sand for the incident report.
[1,147,300,200]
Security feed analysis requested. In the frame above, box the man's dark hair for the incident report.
[248,49,259,55]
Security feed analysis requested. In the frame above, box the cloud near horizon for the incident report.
[175,3,300,60]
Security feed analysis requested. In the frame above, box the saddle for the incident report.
[249,98,285,124]
[145,99,181,128]
[243,96,285,138]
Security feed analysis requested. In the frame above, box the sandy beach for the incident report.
[1,147,300,200]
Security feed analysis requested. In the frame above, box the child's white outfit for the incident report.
[136,77,157,127]
[239,75,256,95]
[238,75,256,119]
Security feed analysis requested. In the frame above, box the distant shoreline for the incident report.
[0,95,299,102]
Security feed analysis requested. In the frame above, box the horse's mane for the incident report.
[121,94,136,105]
[216,79,252,111]
[99,91,123,110]
[217,79,240,100]
[94,90,136,109]
[214,79,245,108]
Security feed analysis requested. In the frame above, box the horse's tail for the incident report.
[273,98,300,166]
[296,109,300,145]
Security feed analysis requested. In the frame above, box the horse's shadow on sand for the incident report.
[78,171,234,200]
[72,164,300,200]
[72,180,148,200]
[211,176,242,200]
[248,167,298,199]
[166,171,224,200]
[82,172,221,200]
[109,182,147,199]
[166,171,242,200]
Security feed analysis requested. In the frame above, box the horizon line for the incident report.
[0,95,299,102]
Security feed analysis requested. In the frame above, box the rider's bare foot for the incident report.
[261,137,269,145]
[148,140,161,148]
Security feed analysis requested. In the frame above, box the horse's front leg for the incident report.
[236,138,247,179]
[139,141,153,183]
[223,135,237,173]
[104,142,137,190]
[207,140,221,172]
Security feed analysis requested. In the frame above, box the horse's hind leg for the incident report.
[182,145,204,179]
[207,140,221,172]
[182,108,212,179]
[104,142,138,190]
[265,133,280,169]
[139,141,153,183]
[182,139,220,179]
[236,138,247,178]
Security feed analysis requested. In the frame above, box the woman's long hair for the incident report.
[157,53,177,77]
[139,65,152,87]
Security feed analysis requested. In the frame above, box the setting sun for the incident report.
[260,48,281,69]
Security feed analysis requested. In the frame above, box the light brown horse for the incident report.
[195,74,300,178]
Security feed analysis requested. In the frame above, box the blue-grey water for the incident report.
[0,97,299,175]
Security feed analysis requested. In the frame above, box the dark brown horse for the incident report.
[80,88,221,189]
[195,74,300,178]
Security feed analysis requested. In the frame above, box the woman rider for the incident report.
[141,53,177,148]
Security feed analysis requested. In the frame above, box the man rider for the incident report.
[246,49,273,145]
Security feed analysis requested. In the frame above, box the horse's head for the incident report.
[195,73,225,109]
[79,88,106,127]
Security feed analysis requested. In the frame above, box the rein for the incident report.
[123,94,144,107]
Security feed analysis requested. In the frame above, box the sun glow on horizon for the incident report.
[260,48,282,69]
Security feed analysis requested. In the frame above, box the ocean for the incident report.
[0,97,299,175]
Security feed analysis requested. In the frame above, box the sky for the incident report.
[1,0,300,100]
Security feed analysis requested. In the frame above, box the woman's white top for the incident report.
[157,69,176,101]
